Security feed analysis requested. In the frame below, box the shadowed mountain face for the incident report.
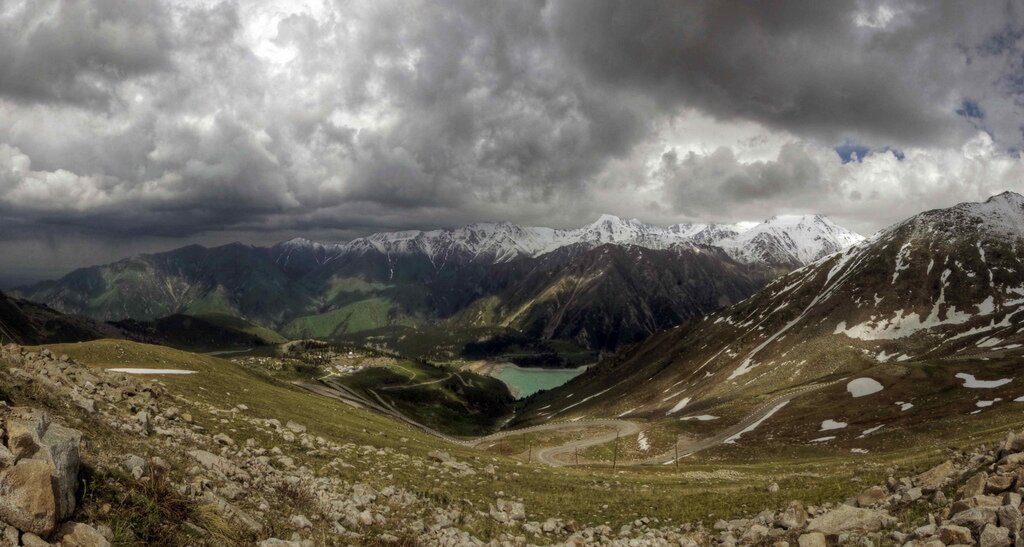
[15,215,859,355]
[0,290,119,345]
[519,192,1024,430]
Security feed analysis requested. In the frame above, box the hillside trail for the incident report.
[294,377,841,467]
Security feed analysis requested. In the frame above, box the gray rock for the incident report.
[56,521,112,547]
[916,460,956,489]
[798,532,827,547]
[951,507,1000,531]
[806,505,896,535]
[937,524,974,546]
[289,514,312,529]
[777,501,808,529]
[981,524,1012,547]
[858,486,888,507]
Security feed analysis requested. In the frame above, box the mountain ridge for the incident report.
[272,212,863,270]
[517,191,1024,433]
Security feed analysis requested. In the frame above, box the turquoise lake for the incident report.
[492,365,587,398]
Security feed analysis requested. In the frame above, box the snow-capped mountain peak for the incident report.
[275,213,863,269]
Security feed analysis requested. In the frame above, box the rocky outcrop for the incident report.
[0,407,80,538]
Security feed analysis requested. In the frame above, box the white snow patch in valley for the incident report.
[810,436,836,443]
[895,401,913,411]
[851,448,869,454]
[107,368,197,375]
[637,432,650,452]
[723,401,789,444]
[956,373,1012,389]
[680,415,719,421]
[820,419,848,431]
[847,378,883,397]
[617,407,636,417]
[1015,395,1024,402]
[977,398,1002,408]
[666,397,692,415]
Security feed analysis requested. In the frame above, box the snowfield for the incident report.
[680,415,719,421]
[956,373,1012,388]
[847,378,883,397]
[820,419,848,431]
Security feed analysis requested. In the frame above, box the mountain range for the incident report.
[15,213,862,357]
[520,192,1024,446]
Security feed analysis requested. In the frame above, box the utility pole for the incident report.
[575,447,579,466]
[612,432,619,471]
[528,441,532,463]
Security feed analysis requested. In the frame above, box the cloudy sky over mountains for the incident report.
[3,0,1024,282]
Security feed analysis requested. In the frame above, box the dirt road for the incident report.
[297,377,841,467]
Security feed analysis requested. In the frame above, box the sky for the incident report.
[3,0,1024,284]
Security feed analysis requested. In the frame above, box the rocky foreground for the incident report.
[0,343,1024,545]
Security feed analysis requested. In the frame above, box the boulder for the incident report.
[998,505,1023,532]
[987,475,1016,495]
[0,459,58,537]
[806,504,895,534]
[1001,432,1024,456]
[950,507,999,531]
[962,472,990,499]
[980,524,1011,547]
[916,460,956,489]
[5,409,82,522]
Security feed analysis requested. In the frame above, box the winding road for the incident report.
[295,376,842,467]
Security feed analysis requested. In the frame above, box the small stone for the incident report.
[20,532,49,547]
[289,514,312,529]
[857,486,887,507]
[777,501,808,529]
[938,524,974,546]
[798,532,827,547]
[56,521,112,547]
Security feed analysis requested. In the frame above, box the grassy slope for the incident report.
[283,297,419,339]
[190,312,287,344]
[28,338,1024,537]
[331,359,513,436]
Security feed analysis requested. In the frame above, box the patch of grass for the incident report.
[284,297,419,338]
[79,466,242,547]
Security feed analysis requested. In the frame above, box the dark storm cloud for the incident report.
[2,0,1024,279]
[0,0,171,108]
[547,0,967,147]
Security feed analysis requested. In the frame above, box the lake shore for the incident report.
[464,361,589,399]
